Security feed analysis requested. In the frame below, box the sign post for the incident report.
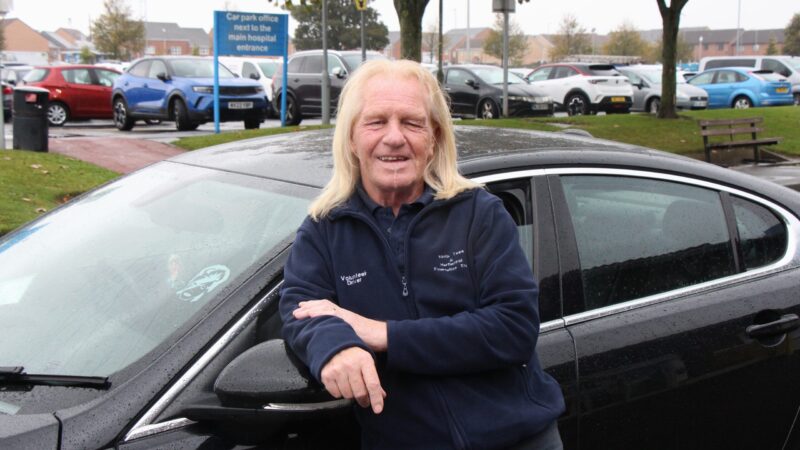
[213,11,289,131]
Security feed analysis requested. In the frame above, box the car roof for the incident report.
[165,127,800,211]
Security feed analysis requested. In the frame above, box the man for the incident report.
[280,59,564,449]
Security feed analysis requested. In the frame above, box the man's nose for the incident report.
[382,119,405,147]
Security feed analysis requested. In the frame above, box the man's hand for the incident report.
[321,347,386,414]
[293,300,388,352]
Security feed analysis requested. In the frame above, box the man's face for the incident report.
[351,75,434,205]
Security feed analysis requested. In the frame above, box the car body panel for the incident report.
[23,65,121,122]
[526,64,633,113]
[618,65,708,112]
[442,65,553,118]
[2,127,800,449]
[687,67,794,108]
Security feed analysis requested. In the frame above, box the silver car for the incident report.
[619,65,708,113]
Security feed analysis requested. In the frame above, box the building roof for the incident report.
[41,31,76,50]
[739,29,784,45]
[55,28,89,44]
[144,22,209,48]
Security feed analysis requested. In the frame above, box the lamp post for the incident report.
[0,0,12,151]
[698,35,703,62]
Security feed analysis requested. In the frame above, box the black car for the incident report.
[271,50,385,125]
[1,128,800,449]
[441,65,554,119]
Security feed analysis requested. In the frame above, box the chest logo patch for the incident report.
[434,249,468,273]
[340,271,367,286]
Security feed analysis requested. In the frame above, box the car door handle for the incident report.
[444,87,451,91]
[746,314,800,339]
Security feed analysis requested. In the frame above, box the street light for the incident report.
[698,35,703,62]
[0,0,13,151]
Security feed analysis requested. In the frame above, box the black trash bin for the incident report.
[13,86,49,152]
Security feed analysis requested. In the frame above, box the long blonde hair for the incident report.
[308,59,478,220]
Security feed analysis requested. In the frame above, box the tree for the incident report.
[604,22,648,57]
[424,22,448,64]
[766,36,779,55]
[393,0,429,61]
[656,0,690,119]
[483,14,529,66]
[550,14,591,61]
[290,0,389,51]
[79,46,94,64]
[645,34,693,63]
[784,13,800,56]
[90,0,144,60]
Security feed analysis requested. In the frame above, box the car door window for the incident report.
[446,69,470,86]
[62,69,92,85]
[94,69,119,87]
[288,56,304,73]
[554,66,578,79]
[715,71,737,84]
[689,72,714,85]
[561,175,736,311]
[128,61,150,78]
[147,60,168,79]
[328,56,345,75]
[303,56,322,74]
[242,62,259,80]
[527,67,552,82]
[731,195,787,269]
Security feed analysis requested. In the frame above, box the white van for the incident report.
[699,56,800,105]
[219,57,281,115]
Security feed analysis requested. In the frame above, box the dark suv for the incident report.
[271,50,385,125]
[112,57,267,131]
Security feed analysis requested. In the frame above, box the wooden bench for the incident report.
[698,117,781,164]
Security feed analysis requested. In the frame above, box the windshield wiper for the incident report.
[0,366,111,390]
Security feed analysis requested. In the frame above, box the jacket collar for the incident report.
[329,187,476,221]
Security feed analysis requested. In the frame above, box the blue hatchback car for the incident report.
[686,67,793,109]
[111,57,267,131]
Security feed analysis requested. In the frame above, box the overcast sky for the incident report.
[7,0,799,38]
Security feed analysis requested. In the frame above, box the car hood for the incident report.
[677,83,707,97]
[507,83,549,98]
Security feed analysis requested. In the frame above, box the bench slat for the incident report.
[699,117,764,127]
[700,127,764,137]
[705,138,781,149]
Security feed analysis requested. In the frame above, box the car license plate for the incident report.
[611,97,626,102]
[532,104,550,110]
[228,101,253,110]
[776,87,788,93]
[692,100,707,107]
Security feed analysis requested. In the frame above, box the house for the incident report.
[142,22,210,57]
[41,29,103,63]
[1,18,49,64]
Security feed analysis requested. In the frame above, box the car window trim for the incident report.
[123,282,283,442]
[474,167,800,326]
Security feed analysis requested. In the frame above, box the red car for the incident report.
[22,65,121,126]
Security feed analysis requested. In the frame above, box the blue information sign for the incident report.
[214,11,288,57]
[212,11,290,131]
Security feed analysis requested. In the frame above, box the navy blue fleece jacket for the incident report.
[280,187,564,450]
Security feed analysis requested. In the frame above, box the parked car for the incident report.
[2,126,800,449]
[523,63,633,115]
[617,65,708,113]
[111,56,267,131]
[271,50,386,125]
[699,55,800,105]
[441,64,553,119]
[219,56,280,117]
[686,67,793,109]
[1,64,33,86]
[21,65,121,126]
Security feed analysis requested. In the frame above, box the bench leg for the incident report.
[705,146,711,163]
[754,145,760,164]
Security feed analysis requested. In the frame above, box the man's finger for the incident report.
[349,372,370,408]
[361,363,385,414]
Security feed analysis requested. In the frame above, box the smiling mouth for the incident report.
[378,156,408,162]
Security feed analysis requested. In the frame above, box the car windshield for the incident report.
[169,59,235,78]
[341,53,386,71]
[471,67,525,84]
[0,163,313,378]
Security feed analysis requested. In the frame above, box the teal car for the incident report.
[687,67,793,109]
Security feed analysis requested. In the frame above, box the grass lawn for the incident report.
[461,106,800,156]
[173,124,332,150]
[0,150,118,235]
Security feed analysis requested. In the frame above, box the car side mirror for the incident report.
[249,73,260,80]
[156,72,170,82]
[466,79,479,89]
[182,340,351,433]
[331,67,346,79]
